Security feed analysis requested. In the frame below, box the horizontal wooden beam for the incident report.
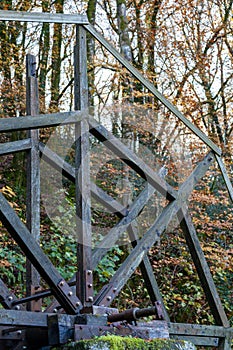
[84,24,221,156]
[0,139,31,155]
[0,110,86,133]
[0,10,88,24]
[0,309,48,328]
[169,322,233,338]
[171,335,219,347]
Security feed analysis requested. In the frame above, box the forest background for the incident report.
[0,0,232,335]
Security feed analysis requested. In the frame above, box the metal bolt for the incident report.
[17,330,22,336]
[8,296,13,302]
[60,281,64,287]
[106,296,112,301]
[76,302,80,307]
[88,283,93,288]
[113,288,117,293]
[68,291,73,297]
[14,305,20,310]
[88,296,93,302]
[87,270,92,275]
[53,308,58,313]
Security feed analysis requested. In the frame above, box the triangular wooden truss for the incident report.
[0,10,232,350]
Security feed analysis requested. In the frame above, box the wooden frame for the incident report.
[0,10,232,350]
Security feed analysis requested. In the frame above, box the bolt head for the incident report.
[76,302,80,307]
[88,296,93,302]
[53,308,58,313]
[60,281,64,286]
[8,296,13,302]
[88,283,93,288]
[87,270,92,275]
[14,305,20,310]
[68,291,73,297]
[106,296,112,301]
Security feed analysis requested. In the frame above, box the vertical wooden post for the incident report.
[74,26,93,308]
[26,54,41,311]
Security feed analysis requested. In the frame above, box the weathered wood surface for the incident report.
[0,192,81,315]
[84,24,221,157]
[25,54,41,311]
[171,335,218,346]
[169,322,233,337]
[0,10,88,24]
[75,26,93,307]
[0,110,86,132]
[0,139,31,155]
[0,309,48,328]
[178,208,229,327]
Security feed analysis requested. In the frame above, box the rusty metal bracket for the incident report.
[85,270,94,303]
[56,279,82,313]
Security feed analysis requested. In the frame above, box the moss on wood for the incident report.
[53,335,196,350]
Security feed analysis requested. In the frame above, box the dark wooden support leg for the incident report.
[177,207,229,327]
[74,26,93,307]
[25,54,41,311]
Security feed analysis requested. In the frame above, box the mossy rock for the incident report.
[53,335,196,350]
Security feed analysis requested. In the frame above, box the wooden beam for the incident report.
[177,208,230,327]
[0,139,31,155]
[0,192,82,314]
[0,10,88,24]
[0,309,48,328]
[0,279,25,310]
[92,184,156,267]
[215,154,233,203]
[39,143,169,319]
[84,24,222,157]
[25,54,41,311]
[171,335,219,347]
[88,118,176,201]
[39,142,126,217]
[93,152,215,306]
[74,26,93,307]
[169,322,233,337]
[0,110,86,133]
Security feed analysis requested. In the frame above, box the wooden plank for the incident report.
[215,154,233,202]
[84,24,222,157]
[0,110,86,133]
[169,322,233,337]
[0,309,48,328]
[0,192,81,314]
[177,208,230,327]
[25,54,41,311]
[93,152,215,306]
[74,26,93,306]
[0,10,88,24]
[88,118,176,201]
[171,335,219,346]
[0,139,31,155]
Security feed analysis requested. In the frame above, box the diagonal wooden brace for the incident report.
[0,192,82,315]
[93,152,215,306]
